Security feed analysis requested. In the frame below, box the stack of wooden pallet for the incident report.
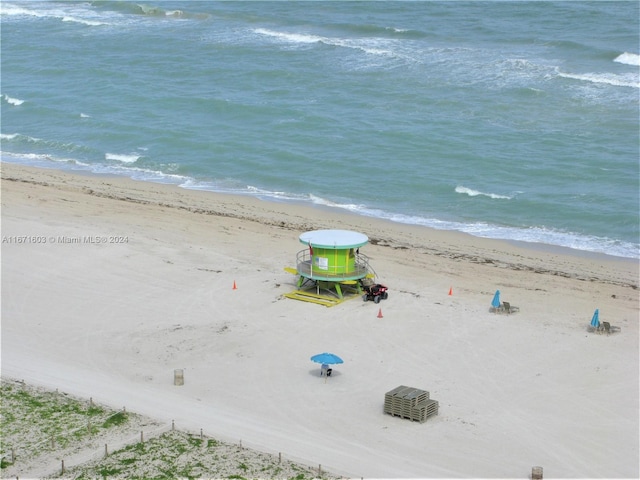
[384,385,439,423]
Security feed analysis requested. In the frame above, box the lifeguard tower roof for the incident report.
[299,229,368,249]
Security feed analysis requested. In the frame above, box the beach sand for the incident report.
[1,162,638,478]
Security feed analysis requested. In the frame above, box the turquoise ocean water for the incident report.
[1,1,639,258]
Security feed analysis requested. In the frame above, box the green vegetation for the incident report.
[102,411,128,428]
[0,379,132,463]
[1,379,339,479]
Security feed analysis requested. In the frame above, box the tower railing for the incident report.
[295,249,374,281]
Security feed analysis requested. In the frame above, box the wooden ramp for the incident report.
[282,266,363,307]
[283,290,345,307]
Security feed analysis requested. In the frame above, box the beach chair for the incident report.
[502,301,519,314]
[596,322,620,335]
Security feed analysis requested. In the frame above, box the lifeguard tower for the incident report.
[284,229,377,306]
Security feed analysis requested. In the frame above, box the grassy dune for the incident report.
[1,379,338,479]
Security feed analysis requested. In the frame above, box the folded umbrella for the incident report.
[491,290,501,309]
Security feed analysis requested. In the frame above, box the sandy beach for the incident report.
[1,162,638,478]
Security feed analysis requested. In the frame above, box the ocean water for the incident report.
[1,1,638,259]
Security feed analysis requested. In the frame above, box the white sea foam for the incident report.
[3,94,24,106]
[101,165,188,183]
[61,16,105,27]
[304,192,637,259]
[309,194,369,212]
[455,186,512,200]
[80,113,91,118]
[558,71,639,89]
[1,132,93,155]
[0,3,43,18]
[254,28,397,57]
[254,28,322,45]
[1,132,41,144]
[614,52,640,66]
[105,153,140,164]
[1,2,109,26]
[0,151,89,167]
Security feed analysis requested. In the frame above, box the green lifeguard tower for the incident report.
[284,229,377,306]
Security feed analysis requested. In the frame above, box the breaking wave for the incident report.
[105,153,140,164]
[614,52,640,66]
[558,71,639,89]
[3,94,24,106]
[455,186,513,200]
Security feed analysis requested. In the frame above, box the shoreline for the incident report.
[2,162,637,289]
[2,156,638,263]
[2,160,638,478]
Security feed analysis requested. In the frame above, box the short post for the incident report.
[61,460,65,475]
[51,437,55,448]
[174,369,184,386]
[140,431,144,443]
[318,464,322,475]
[279,452,281,464]
[200,428,203,440]
[239,440,242,450]
[123,406,126,413]
[172,420,175,431]
[104,444,108,458]
[12,449,15,463]
[89,397,94,407]
[532,466,543,480]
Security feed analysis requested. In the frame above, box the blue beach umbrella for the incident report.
[310,352,344,365]
[590,309,600,328]
[491,290,501,309]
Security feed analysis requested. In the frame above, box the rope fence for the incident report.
[51,419,328,478]
[3,381,335,479]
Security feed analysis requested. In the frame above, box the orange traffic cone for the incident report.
[377,308,383,318]
[448,287,453,296]
[233,280,237,290]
